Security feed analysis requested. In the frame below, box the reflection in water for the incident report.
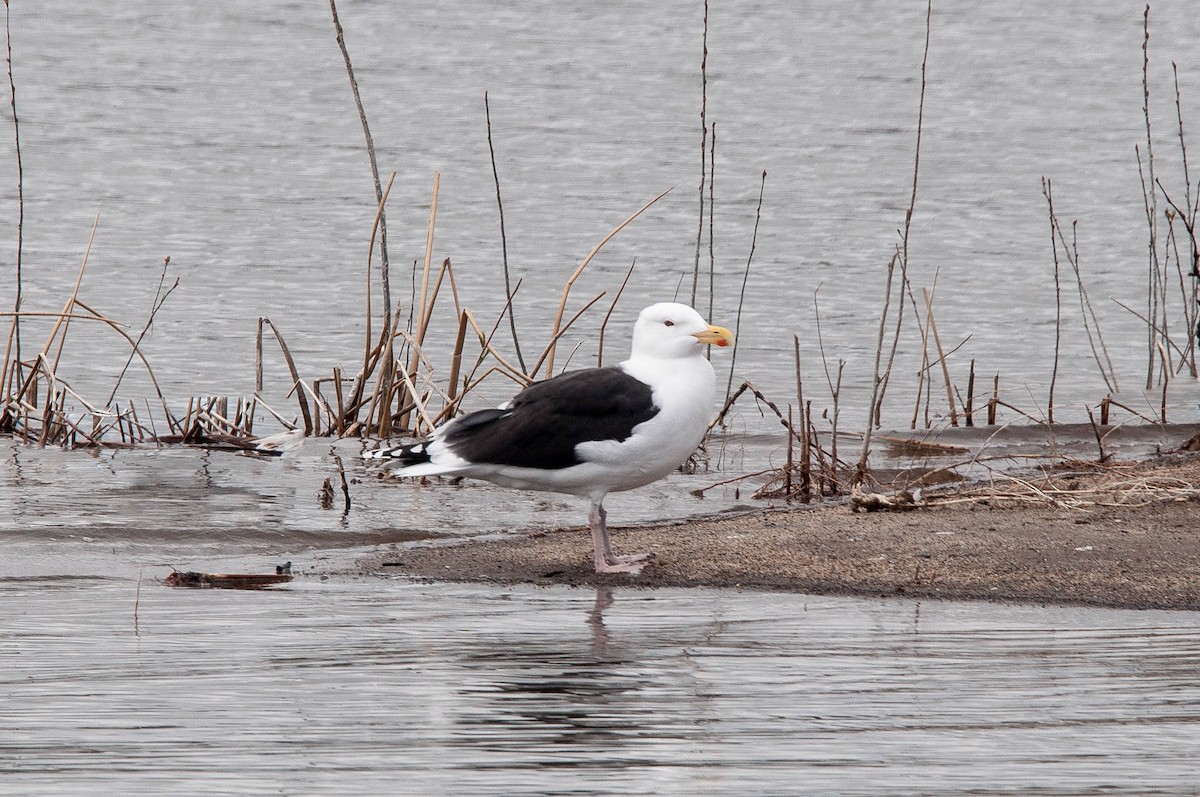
[3,577,1200,794]
[588,585,614,656]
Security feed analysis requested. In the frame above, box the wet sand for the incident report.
[354,454,1200,610]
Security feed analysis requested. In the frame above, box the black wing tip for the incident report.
[364,443,432,466]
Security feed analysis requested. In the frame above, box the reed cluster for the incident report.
[1,2,1196,519]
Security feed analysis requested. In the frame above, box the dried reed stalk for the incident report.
[414,172,441,346]
[363,171,397,369]
[964,359,976,426]
[812,286,845,477]
[921,287,958,426]
[74,299,175,428]
[393,175,442,433]
[725,170,766,402]
[871,0,933,438]
[691,0,709,307]
[329,0,389,313]
[257,317,313,434]
[1138,4,1162,389]
[444,309,470,412]
[707,122,716,327]
[2,0,24,400]
[1042,178,1117,393]
[542,188,671,379]
[1155,61,1200,377]
[107,257,179,408]
[484,92,525,372]
[39,215,98,386]
[596,260,636,367]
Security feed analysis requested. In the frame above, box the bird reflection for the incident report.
[588,585,615,656]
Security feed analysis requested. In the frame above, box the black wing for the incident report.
[442,367,659,469]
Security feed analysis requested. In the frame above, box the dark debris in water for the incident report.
[164,562,293,590]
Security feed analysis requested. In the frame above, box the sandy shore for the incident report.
[352,453,1200,610]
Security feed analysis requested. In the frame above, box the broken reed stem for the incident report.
[257,317,313,435]
[988,373,999,425]
[333,451,351,511]
[1084,404,1110,463]
[726,169,766,403]
[920,287,957,426]
[444,309,469,414]
[543,188,671,379]
[485,92,525,373]
[457,304,530,389]
[801,400,813,500]
[965,358,975,427]
[784,403,793,496]
[793,337,814,500]
[1103,394,1159,424]
[329,0,389,314]
[909,283,931,429]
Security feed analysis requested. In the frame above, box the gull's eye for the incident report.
[663,320,675,327]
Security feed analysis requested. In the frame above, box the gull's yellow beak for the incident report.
[692,324,734,348]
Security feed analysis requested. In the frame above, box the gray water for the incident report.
[6,0,1200,422]
[5,1,1200,793]
[4,576,1200,796]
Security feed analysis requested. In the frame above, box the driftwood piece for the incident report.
[164,564,293,590]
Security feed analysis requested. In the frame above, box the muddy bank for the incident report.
[350,454,1200,610]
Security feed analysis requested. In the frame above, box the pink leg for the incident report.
[589,500,652,575]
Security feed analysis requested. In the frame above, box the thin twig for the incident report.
[726,170,765,402]
[691,0,709,307]
[107,257,179,407]
[2,0,24,401]
[860,0,932,479]
[485,92,525,372]
[329,0,389,312]
[543,188,671,378]
[597,260,636,367]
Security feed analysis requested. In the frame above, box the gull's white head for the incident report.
[630,302,734,360]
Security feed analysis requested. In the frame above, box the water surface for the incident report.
[4,577,1200,795]
[4,4,1200,793]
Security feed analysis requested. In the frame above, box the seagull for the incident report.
[365,302,733,574]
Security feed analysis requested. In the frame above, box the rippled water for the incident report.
[4,577,1200,795]
[6,0,1200,423]
[5,2,1200,792]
